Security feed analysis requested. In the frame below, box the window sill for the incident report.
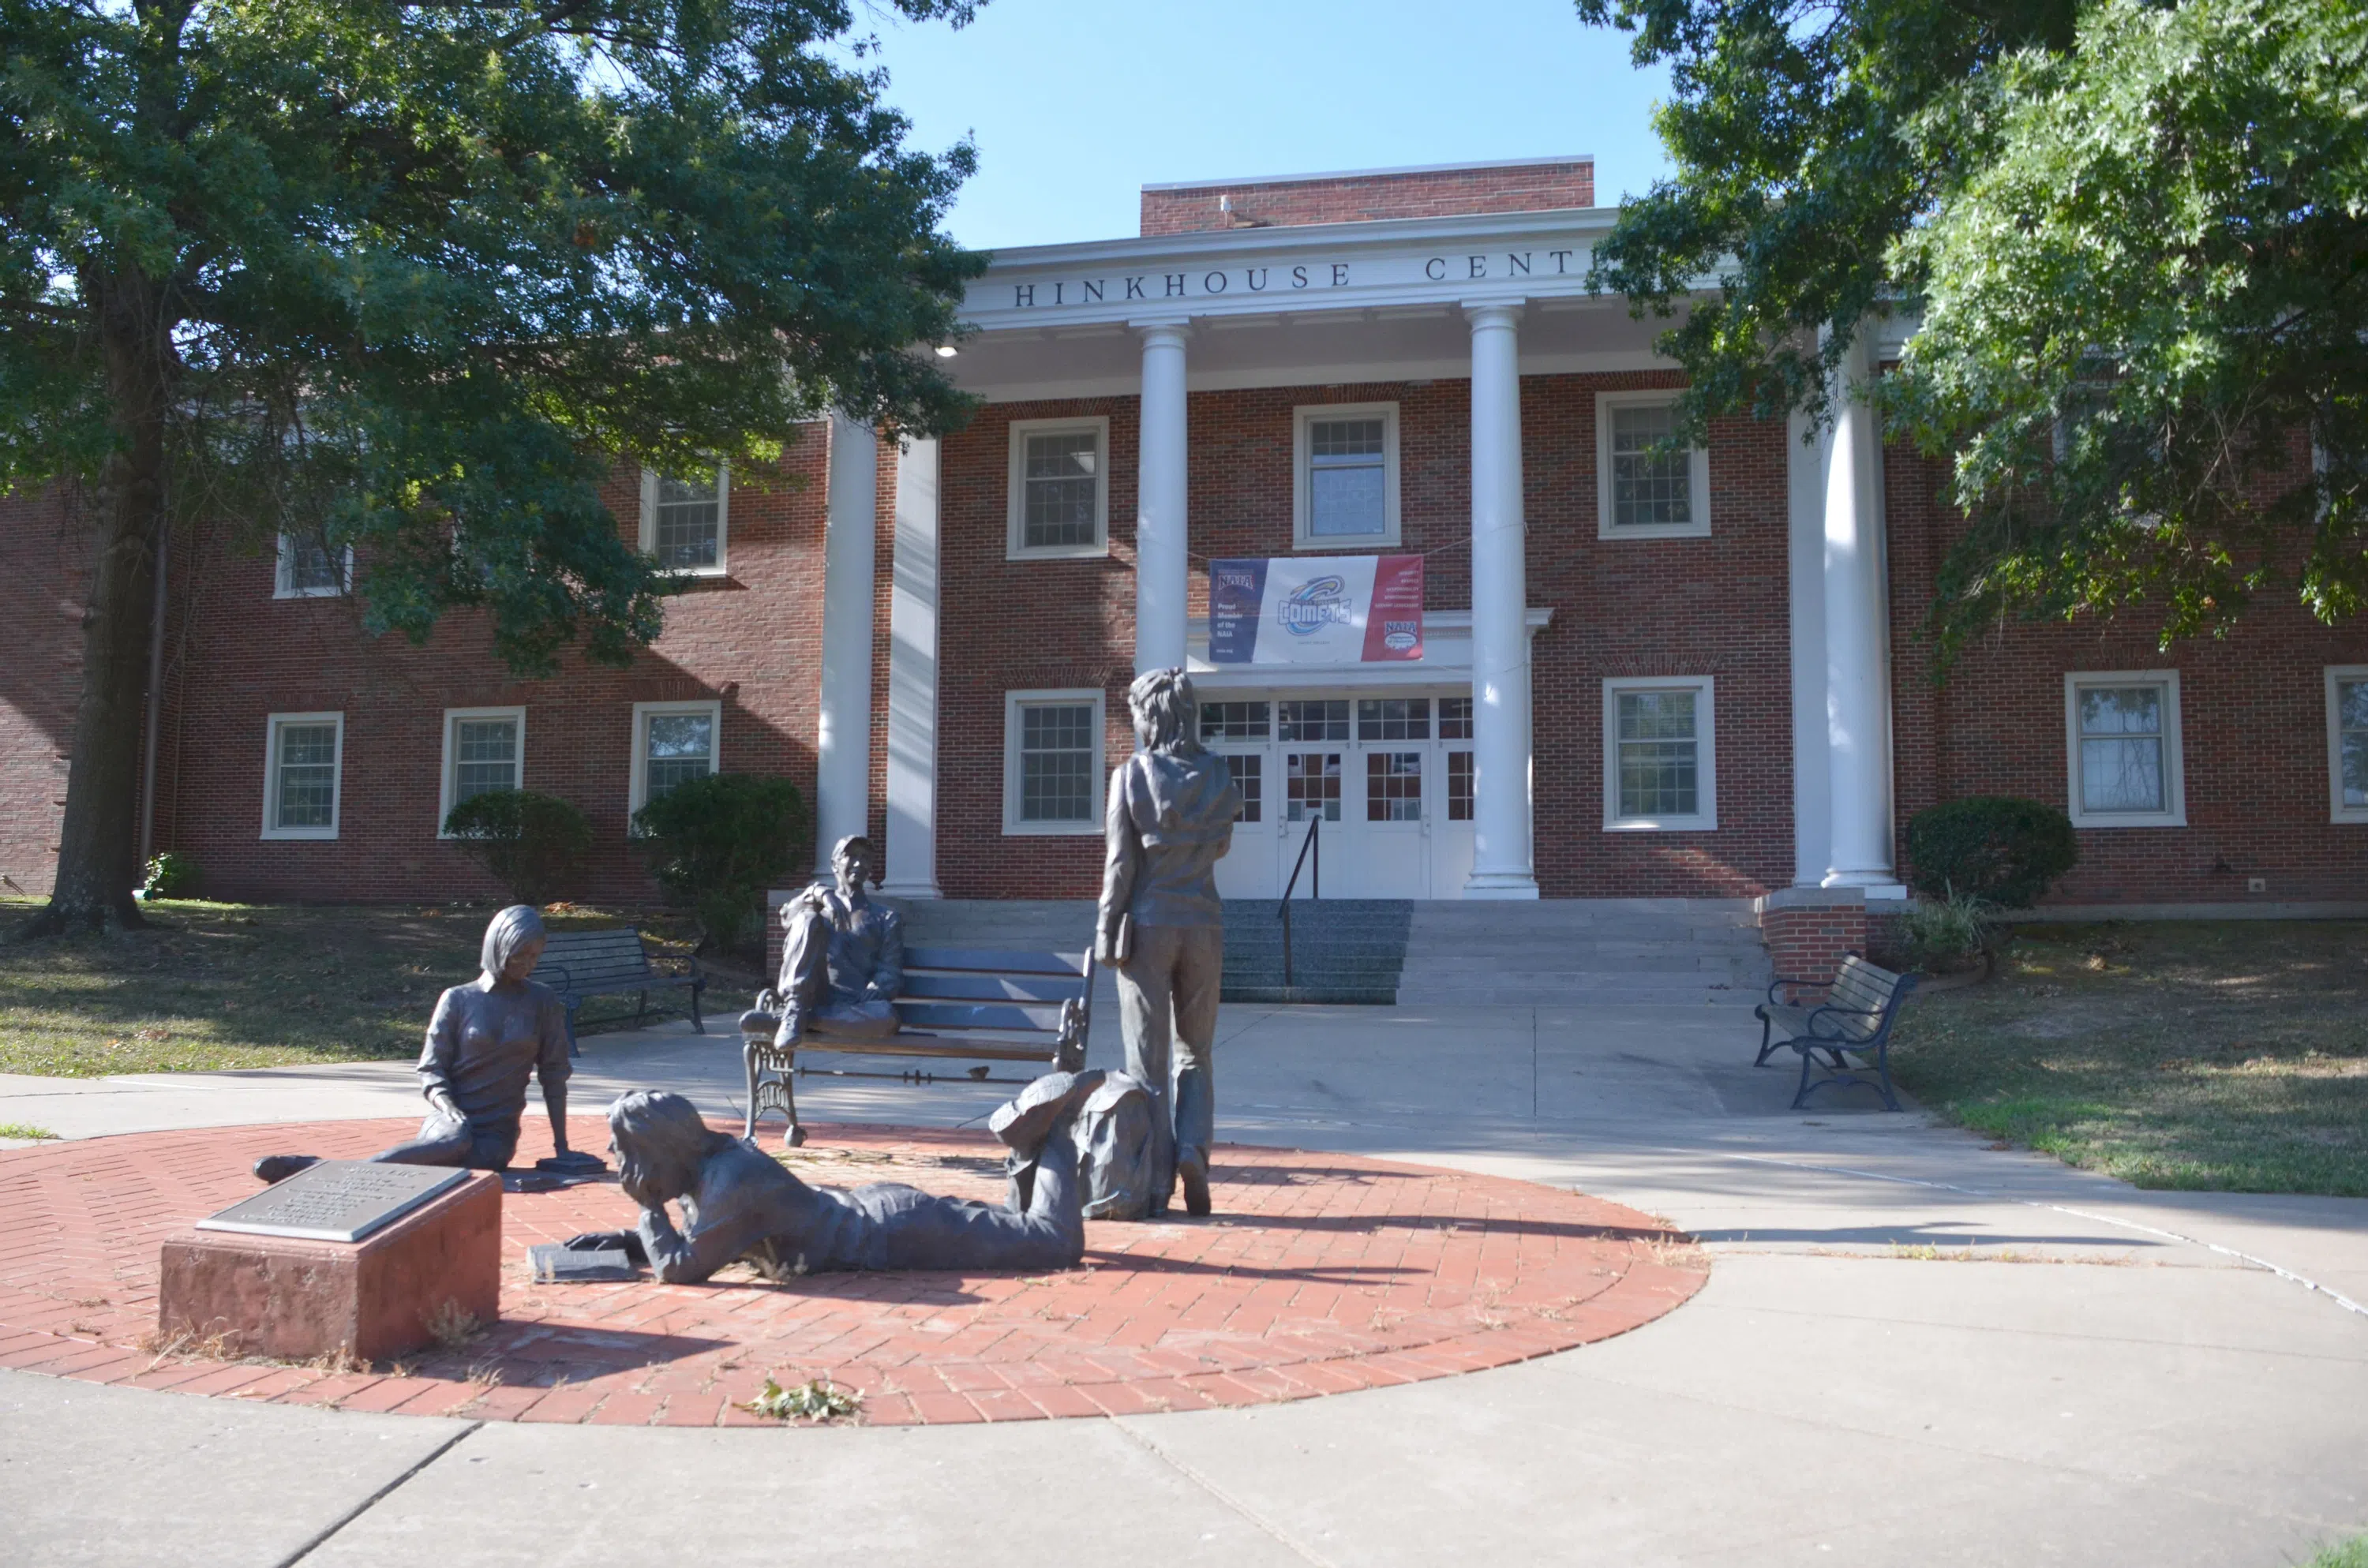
[1291,534,1402,552]
[1596,521,1711,542]
[272,587,344,601]
[260,829,340,841]
[1006,543,1111,563]
[1002,821,1101,836]
[2068,814,2188,830]
[1602,817,1718,833]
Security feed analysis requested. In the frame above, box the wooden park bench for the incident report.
[530,927,707,1054]
[1754,954,1917,1111]
[740,945,1096,1146]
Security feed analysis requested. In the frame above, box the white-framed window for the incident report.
[1294,402,1401,549]
[1603,676,1717,831]
[2064,671,2186,827]
[1006,417,1110,559]
[1596,391,1710,539]
[260,711,344,840]
[1003,689,1105,834]
[437,706,526,836]
[2327,666,2368,824]
[274,533,350,597]
[639,465,729,575]
[628,699,721,825]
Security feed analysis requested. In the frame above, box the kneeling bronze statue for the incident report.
[599,1071,1103,1284]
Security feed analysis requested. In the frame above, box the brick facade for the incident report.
[1141,160,1594,237]
[0,485,88,896]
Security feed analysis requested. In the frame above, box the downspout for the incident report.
[137,518,168,870]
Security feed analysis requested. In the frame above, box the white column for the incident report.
[1819,328,1906,895]
[1133,319,1190,673]
[1463,301,1538,899]
[815,410,878,870]
[880,436,942,898]
[1786,403,1833,888]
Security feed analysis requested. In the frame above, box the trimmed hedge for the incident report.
[443,789,594,906]
[631,773,806,953]
[1905,795,2079,909]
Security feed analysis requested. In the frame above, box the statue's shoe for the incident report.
[1177,1148,1212,1218]
[988,1068,1105,1156]
[252,1154,320,1185]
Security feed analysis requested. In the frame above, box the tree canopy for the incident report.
[1576,0,2367,660]
[1,0,989,928]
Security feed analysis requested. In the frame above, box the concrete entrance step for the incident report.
[1395,897,1770,1007]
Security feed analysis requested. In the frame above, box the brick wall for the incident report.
[0,485,90,896]
[1758,893,1869,1000]
[148,425,834,906]
[1141,161,1594,237]
[928,372,1798,900]
[1883,445,2368,906]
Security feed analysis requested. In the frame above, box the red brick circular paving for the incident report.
[0,1116,1707,1428]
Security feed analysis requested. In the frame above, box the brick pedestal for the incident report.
[157,1171,500,1362]
[1755,888,1869,1003]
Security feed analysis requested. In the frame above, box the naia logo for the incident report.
[1278,575,1351,636]
[1381,619,1418,653]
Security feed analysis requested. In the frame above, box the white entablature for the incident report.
[959,208,1617,334]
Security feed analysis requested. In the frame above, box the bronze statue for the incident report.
[738,833,905,1145]
[1095,668,1239,1217]
[253,905,587,1183]
[598,1071,1100,1282]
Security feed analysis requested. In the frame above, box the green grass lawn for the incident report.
[1890,920,2368,1197]
[0,897,718,1077]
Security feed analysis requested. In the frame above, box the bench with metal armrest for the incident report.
[530,927,706,1055]
[739,945,1094,1147]
[1753,954,1916,1111]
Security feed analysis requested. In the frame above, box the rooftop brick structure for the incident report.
[1140,157,1594,236]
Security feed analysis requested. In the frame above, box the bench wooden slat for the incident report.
[905,947,1088,977]
[772,1035,1053,1063]
[891,999,1066,1033]
[1754,954,1912,1112]
[898,973,1088,1003]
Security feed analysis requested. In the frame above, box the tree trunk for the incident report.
[21,274,173,937]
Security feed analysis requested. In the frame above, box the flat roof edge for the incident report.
[1141,155,1595,193]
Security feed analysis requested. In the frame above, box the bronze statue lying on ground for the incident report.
[592,1072,1104,1284]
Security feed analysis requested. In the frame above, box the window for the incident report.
[1603,677,1717,831]
[1439,696,1474,741]
[1278,699,1351,743]
[2332,667,2368,824]
[437,707,525,836]
[261,712,343,840]
[1006,417,1109,559]
[274,533,350,598]
[1357,698,1430,741]
[1447,750,1474,821]
[1219,753,1263,823]
[1294,403,1400,548]
[628,700,721,823]
[1003,690,1104,833]
[1285,752,1342,822]
[1199,700,1271,743]
[639,466,729,575]
[1596,392,1710,539]
[1366,752,1422,821]
[2064,672,2185,827]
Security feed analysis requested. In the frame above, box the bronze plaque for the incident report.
[194,1161,470,1244]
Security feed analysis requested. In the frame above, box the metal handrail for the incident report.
[1277,814,1321,989]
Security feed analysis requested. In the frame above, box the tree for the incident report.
[1575,0,2366,662]
[0,0,987,934]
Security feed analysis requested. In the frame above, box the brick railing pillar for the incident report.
[1754,887,1868,1004]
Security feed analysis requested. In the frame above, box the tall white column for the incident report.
[1819,328,1906,895]
[815,411,878,870]
[1786,403,1833,888]
[879,436,942,898]
[1133,319,1190,673]
[1463,301,1538,899]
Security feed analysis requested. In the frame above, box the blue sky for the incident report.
[846,0,1677,252]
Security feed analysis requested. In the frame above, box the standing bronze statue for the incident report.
[1096,668,1239,1216]
[738,833,905,1146]
[253,904,588,1182]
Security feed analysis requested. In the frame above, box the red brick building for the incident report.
[6,156,2365,923]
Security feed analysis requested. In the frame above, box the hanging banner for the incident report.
[1208,555,1424,664]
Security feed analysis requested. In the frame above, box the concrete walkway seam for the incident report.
[1694,1150,2368,1323]
[1112,1416,1343,1568]
[274,1421,481,1568]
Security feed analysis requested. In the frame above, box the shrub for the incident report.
[1905,795,2079,909]
[443,790,594,906]
[631,773,806,952]
[138,851,200,900]
[1899,889,1996,971]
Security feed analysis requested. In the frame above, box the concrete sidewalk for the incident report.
[4,1001,2364,1566]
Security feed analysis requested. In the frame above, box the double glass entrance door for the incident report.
[1203,693,1475,900]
